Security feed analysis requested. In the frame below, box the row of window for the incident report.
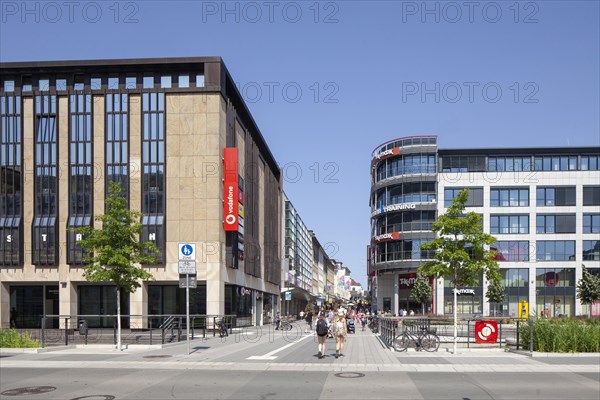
[444,186,600,207]
[375,154,436,181]
[373,240,599,263]
[372,137,436,156]
[440,155,600,172]
[489,213,599,234]
[3,74,205,93]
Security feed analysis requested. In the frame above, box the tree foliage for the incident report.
[411,272,433,311]
[418,189,500,287]
[577,265,600,309]
[486,274,506,304]
[74,182,157,292]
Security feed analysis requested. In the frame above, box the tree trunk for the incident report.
[422,302,425,315]
[453,284,457,355]
[116,288,122,351]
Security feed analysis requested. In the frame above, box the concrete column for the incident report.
[529,266,537,316]
[436,278,445,316]
[393,271,399,315]
[482,277,490,316]
[59,282,77,329]
[0,282,9,327]
[130,284,147,329]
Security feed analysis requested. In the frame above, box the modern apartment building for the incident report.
[0,57,282,328]
[369,136,600,317]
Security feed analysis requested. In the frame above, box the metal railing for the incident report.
[378,316,523,350]
[8,314,240,347]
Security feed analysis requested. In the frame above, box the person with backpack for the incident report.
[316,313,328,359]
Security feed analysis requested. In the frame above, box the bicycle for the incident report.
[217,318,229,338]
[278,318,293,331]
[393,327,440,352]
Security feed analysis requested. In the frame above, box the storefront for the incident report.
[9,285,59,328]
[535,268,576,317]
[444,285,483,315]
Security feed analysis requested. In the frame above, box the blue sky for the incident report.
[1,1,598,286]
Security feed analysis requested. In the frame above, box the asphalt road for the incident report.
[1,325,599,400]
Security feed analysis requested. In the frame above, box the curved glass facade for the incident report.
[370,135,438,270]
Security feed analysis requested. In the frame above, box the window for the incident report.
[490,215,529,234]
[493,241,530,261]
[501,268,529,286]
[490,188,529,207]
[581,156,599,171]
[141,92,165,263]
[178,75,189,88]
[440,156,486,172]
[125,76,136,89]
[583,186,600,206]
[536,187,576,206]
[534,156,579,171]
[444,187,483,207]
[0,94,22,265]
[56,79,67,91]
[106,94,129,201]
[583,214,600,233]
[536,241,576,261]
[108,77,119,90]
[143,76,154,89]
[488,157,532,172]
[536,214,576,234]
[160,76,172,89]
[583,241,600,261]
[196,74,205,87]
[536,268,575,288]
[3,80,15,92]
[33,95,58,265]
[67,94,93,264]
[90,78,102,90]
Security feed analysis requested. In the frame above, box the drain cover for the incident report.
[71,396,115,400]
[143,355,172,359]
[334,372,365,379]
[1,386,57,396]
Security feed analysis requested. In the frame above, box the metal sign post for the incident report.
[178,243,196,356]
[186,273,190,355]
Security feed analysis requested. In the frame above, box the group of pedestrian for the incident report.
[314,308,347,359]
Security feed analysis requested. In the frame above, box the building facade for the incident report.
[369,136,600,317]
[0,57,282,328]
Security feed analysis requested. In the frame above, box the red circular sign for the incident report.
[475,321,498,344]
[545,272,559,287]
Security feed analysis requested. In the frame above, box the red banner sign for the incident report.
[475,321,498,344]
[223,148,239,231]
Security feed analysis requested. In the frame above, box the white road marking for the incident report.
[246,333,314,360]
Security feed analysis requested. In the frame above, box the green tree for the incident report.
[74,182,158,350]
[577,265,600,318]
[486,275,505,317]
[411,272,433,315]
[419,188,499,354]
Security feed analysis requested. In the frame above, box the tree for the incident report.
[411,272,433,315]
[419,188,499,354]
[486,275,505,317]
[74,182,158,351]
[577,265,600,318]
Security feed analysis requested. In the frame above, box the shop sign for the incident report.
[475,320,498,343]
[452,288,475,296]
[374,232,400,243]
[372,147,400,163]
[223,148,239,231]
[398,273,417,288]
[371,202,417,217]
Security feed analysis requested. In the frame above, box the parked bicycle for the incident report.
[217,318,229,338]
[279,317,293,331]
[393,327,440,352]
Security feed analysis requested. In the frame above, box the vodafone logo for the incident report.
[475,321,498,343]
[225,214,236,225]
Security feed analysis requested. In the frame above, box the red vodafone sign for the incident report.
[223,148,239,231]
[475,321,498,344]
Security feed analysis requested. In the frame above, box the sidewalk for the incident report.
[2,327,599,373]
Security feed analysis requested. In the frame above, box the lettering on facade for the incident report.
[6,235,12,243]
[453,288,475,296]
[148,233,156,241]
[371,202,417,217]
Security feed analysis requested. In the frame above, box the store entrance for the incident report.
[10,285,59,329]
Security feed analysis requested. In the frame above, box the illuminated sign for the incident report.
[372,147,400,163]
[374,232,400,243]
[223,148,239,231]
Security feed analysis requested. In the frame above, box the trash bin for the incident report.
[78,320,88,336]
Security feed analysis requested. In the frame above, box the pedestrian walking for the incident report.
[332,309,347,359]
[305,310,313,333]
[275,311,281,330]
[315,313,328,359]
[10,307,17,328]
